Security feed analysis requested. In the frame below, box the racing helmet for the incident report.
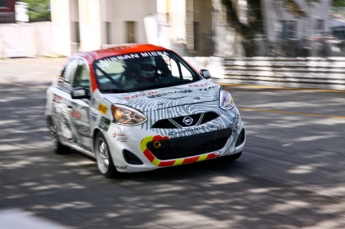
[131,57,157,79]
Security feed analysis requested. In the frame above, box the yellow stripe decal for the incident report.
[197,154,209,162]
[140,136,154,152]
[173,158,184,166]
[152,158,160,166]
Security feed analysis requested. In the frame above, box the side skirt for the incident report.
[60,140,95,159]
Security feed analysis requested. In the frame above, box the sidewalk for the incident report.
[0,57,66,84]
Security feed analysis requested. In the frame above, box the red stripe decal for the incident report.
[152,135,169,141]
[206,153,217,159]
[183,156,200,164]
[143,149,155,162]
[159,160,175,167]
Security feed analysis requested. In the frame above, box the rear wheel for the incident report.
[94,132,119,179]
[48,118,70,154]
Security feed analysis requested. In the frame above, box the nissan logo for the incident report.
[182,116,193,125]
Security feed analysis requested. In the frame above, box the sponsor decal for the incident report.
[115,165,127,170]
[168,125,216,135]
[112,133,127,142]
[53,94,63,103]
[140,135,219,167]
[99,51,169,64]
[90,115,97,122]
[91,98,96,105]
[117,137,128,142]
[199,86,217,91]
[125,91,157,100]
[113,133,126,138]
[140,51,169,57]
[189,82,209,87]
[78,124,90,136]
[78,125,89,133]
[147,89,192,99]
[99,117,111,131]
[98,103,108,114]
[71,109,81,119]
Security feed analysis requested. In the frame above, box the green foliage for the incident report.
[283,0,318,17]
[284,0,306,17]
[333,0,345,7]
[22,0,51,22]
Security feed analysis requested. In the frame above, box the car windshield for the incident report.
[93,51,202,93]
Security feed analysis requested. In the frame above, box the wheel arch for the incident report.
[93,128,102,144]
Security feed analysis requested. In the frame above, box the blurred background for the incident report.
[1,0,345,58]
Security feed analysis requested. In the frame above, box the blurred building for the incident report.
[0,0,15,23]
[50,0,156,56]
[262,0,331,42]
[50,0,214,56]
[50,0,332,57]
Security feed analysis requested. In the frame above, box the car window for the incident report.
[169,57,193,80]
[58,59,78,91]
[73,59,91,90]
[93,51,201,92]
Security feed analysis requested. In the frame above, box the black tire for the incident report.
[94,132,119,179]
[222,151,242,162]
[48,118,70,154]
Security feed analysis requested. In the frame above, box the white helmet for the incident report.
[132,57,156,79]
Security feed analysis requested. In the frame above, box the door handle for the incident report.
[67,105,73,109]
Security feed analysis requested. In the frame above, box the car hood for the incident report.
[103,80,220,112]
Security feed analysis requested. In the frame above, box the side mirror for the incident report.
[71,86,89,99]
[200,69,211,79]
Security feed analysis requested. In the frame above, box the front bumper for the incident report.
[104,105,245,173]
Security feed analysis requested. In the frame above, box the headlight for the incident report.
[111,104,147,126]
[219,89,235,110]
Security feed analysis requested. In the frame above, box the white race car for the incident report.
[45,44,245,178]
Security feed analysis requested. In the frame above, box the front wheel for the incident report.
[94,132,119,179]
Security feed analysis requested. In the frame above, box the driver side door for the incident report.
[68,58,93,151]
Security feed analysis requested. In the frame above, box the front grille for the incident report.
[152,111,219,129]
[147,128,232,160]
[200,112,219,124]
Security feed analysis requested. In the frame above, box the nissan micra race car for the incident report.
[45,44,245,178]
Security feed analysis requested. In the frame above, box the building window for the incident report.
[0,0,7,7]
[73,21,80,43]
[125,21,136,43]
[106,22,112,44]
[315,19,324,35]
[280,21,296,39]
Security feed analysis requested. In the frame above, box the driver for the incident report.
[120,57,157,88]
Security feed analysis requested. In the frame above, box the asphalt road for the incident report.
[0,58,345,229]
